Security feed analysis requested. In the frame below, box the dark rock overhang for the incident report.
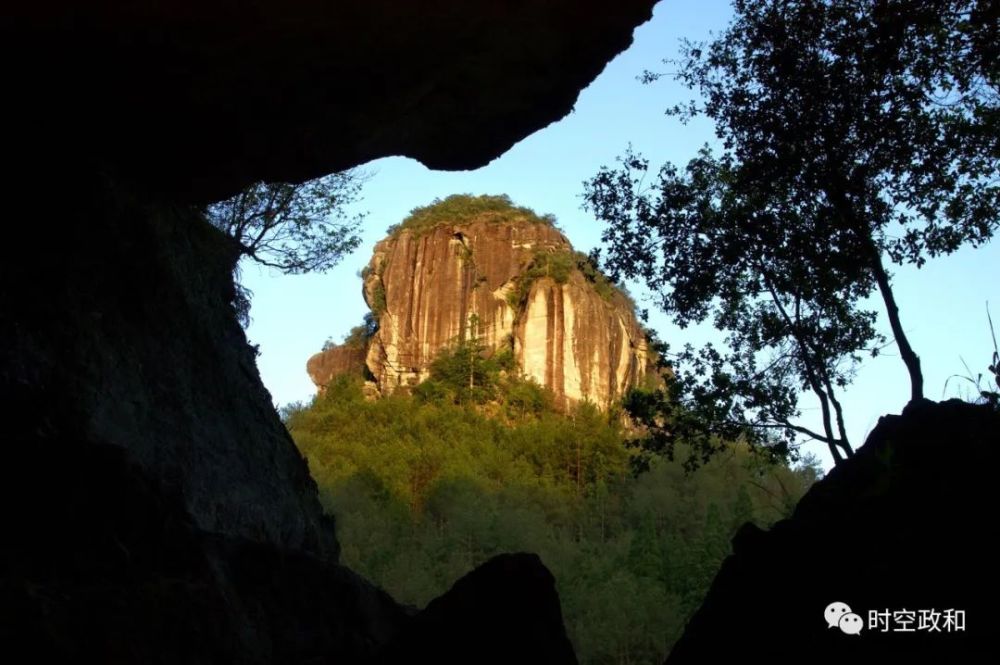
[7,0,657,204]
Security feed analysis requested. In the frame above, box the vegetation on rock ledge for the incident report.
[386,194,558,238]
[506,249,623,309]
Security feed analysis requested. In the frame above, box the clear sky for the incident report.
[241,0,999,470]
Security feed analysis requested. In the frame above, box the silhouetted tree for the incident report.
[205,170,368,325]
[585,0,998,464]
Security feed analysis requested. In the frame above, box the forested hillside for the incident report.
[286,342,819,663]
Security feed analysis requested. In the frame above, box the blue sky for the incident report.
[242,0,999,470]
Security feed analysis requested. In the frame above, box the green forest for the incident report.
[285,341,820,664]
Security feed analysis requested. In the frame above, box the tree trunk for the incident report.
[825,178,924,402]
[869,244,924,402]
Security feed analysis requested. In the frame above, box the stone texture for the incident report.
[515,272,652,410]
[310,217,654,410]
[307,343,369,390]
[363,219,565,390]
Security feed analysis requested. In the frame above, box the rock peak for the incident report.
[310,195,655,410]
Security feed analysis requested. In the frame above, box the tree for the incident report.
[415,317,503,405]
[584,0,998,464]
[591,148,875,465]
[204,170,369,325]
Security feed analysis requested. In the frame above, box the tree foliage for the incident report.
[325,312,379,351]
[411,315,516,407]
[505,249,623,309]
[386,194,557,238]
[206,171,367,274]
[205,171,368,325]
[584,0,998,464]
[285,371,820,664]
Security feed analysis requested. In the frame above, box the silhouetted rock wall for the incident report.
[0,435,406,664]
[4,1,659,660]
[665,399,998,664]
[0,173,337,559]
[376,553,578,665]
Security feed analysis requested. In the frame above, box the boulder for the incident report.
[665,399,998,664]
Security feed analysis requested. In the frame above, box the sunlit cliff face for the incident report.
[311,209,653,410]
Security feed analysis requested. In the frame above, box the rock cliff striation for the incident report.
[309,195,655,410]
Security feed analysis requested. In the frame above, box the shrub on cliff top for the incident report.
[327,312,379,351]
[386,194,557,237]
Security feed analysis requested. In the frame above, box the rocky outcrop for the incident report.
[1,173,337,559]
[307,343,370,390]
[0,175,410,664]
[375,553,577,665]
[9,1,656,203]
[0,433,407,664]
[664,399,997,664]
[310,198,655,410]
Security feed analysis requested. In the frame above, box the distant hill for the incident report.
[308,194,657,410]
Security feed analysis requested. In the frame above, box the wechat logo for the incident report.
[825,601,863,636]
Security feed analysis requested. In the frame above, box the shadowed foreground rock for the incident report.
[0,432,569,664]
[376,553,577,665]
[665,400,998,665]
[2,1,658,660]
[0,439,406,664]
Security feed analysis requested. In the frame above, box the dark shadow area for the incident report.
[0,436,406,664]
[667,399,998,664]
[373,553,577,665]
[6,1,656,202]
[2,3,658,662]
